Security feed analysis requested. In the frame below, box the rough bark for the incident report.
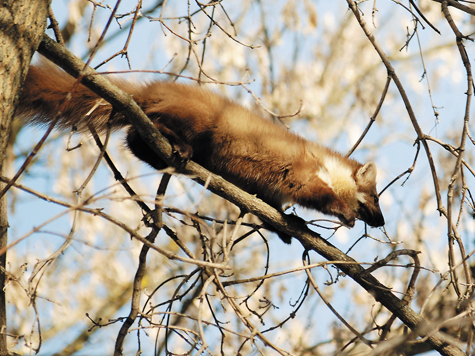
[0,0,50,354]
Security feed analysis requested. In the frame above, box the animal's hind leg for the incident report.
[125,127,167,170]
[126,126,193,170]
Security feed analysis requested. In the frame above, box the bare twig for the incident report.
[347,75,391,157]
[346,0,444,218]
[114,173,169,355]
[303,251,374,349]
[441,0,474,300]
[0,175,229,271]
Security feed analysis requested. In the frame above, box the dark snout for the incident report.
[365,213,385,227]
[357,203,385,227]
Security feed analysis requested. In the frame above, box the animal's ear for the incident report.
[356,162,377,183]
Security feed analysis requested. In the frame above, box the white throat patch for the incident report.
[317,156,357,201]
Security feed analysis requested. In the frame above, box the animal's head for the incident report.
[354,162,385,227]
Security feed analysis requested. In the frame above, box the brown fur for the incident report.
[16,60,385,243]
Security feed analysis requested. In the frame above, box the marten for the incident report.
[15,59,385,243]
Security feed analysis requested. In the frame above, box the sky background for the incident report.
[8,0,475,355]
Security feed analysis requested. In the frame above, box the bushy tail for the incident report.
[16,60,130,133]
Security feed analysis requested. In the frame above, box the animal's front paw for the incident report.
[336,206,356,228]
[172,142,193,164]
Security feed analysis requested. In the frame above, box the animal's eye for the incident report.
[374,196,379,204]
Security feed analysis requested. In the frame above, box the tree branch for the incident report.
[0,1,50,354]
[34,34,464,356]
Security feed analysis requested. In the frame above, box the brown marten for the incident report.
[16,59,385,243]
